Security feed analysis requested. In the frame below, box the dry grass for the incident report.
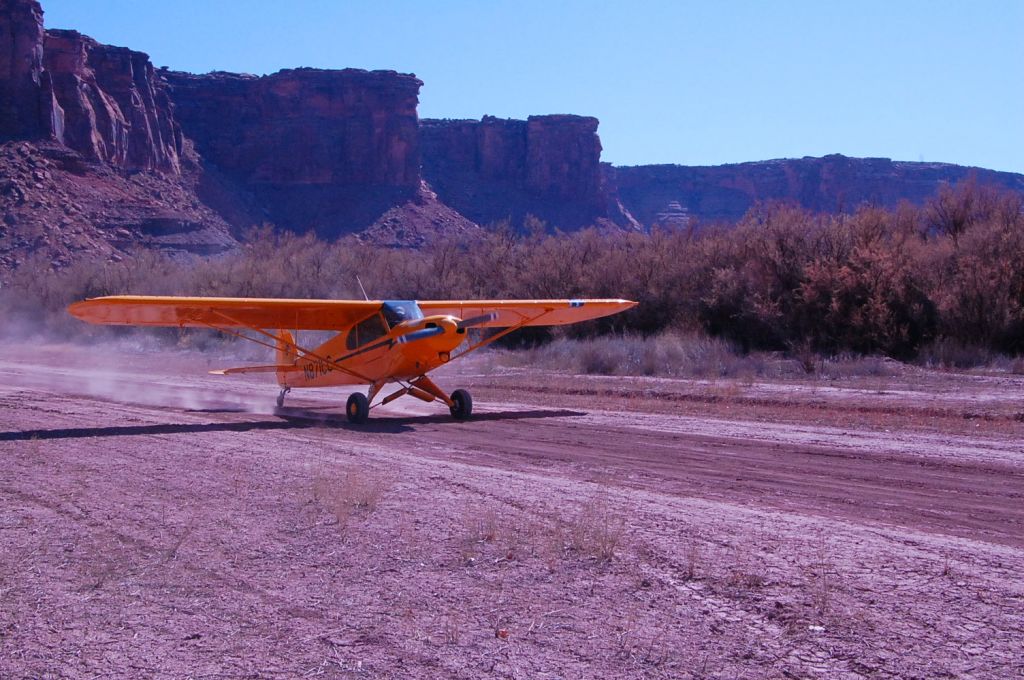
[311,466,387,527]
[457,499,627,570]
[807,535,837,617]
[506,332,776,379]
[551,499,627,564]
[501,332,918,382]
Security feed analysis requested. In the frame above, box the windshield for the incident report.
[381,300,424,328]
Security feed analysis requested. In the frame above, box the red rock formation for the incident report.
[163,68,423,236]
[420,115,635,230]
[525,115,602,202]
[43,29,183,173]
[1,0,228,270]
[612,155,1024,227]
[0,0,60,139]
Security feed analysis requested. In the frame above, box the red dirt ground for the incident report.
[1,343,1023,678]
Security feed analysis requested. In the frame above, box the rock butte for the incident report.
[1,0,1023,269]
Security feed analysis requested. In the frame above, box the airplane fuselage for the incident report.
[282,314,465,389]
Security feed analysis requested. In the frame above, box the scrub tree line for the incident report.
[3,179,1022,363]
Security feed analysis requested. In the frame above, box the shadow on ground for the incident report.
[0,408,584,441]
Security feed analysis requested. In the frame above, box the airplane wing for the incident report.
[67,295,381,331]
[417,299,637,327]
[209,364,304,375]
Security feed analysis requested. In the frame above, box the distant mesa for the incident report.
[1,0,1022,270]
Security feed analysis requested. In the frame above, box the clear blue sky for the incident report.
[41,1,1024,173]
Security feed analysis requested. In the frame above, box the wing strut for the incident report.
[447,308,555,362]
[201,309,375,383]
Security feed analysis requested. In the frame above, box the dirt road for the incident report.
[2,344,1022,678]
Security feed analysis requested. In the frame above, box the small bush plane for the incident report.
[68,296,636,423]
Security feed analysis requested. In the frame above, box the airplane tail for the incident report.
[275,329,298,386]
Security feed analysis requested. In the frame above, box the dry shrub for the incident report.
[681,541,701,581]
[816,355,901,380]
[4,179,1022,362]
[806,535,837,617]
[311,468,386,527]
[513,331,769,379]
[458,505,548,566]
[917,338,994,369]
[562,500,627,563]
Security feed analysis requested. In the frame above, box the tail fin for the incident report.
[275,330,298,386]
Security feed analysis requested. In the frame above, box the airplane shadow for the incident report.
[0,408,583,442]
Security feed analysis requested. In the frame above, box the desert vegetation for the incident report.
[2,179,1021,367]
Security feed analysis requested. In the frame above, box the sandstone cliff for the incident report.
[43,29,184,173]
[0,0,233,269]
[164,68,427,237]
[0,0,58,139]
[421,115,637,230]
[613,154,1024,227]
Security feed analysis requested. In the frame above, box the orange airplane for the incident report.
[68,296,637,423]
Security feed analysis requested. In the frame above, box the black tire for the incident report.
[450,389,472,420]
[346,392,370,424]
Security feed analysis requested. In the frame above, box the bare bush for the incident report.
[565,500,627,563]
[311,468,387,527]
[4,178,1022,362]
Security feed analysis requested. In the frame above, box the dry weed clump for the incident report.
[553,500,627,564]
[806,535,838,617]
[311,467,387,527]
[456,499,627,569]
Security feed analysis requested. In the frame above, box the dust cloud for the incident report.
[0,336,279,415]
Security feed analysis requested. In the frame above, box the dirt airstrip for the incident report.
[1,343,1023,679]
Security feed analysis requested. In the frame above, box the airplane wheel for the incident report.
[346,393,370,424]
[450,389,472,420]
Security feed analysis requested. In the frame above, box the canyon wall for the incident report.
[43,29,183,173]
[0,0,58,139]
[0,0,233,269]
[421,115,637,230]
[0,1,184,173]
[164,68,425,237]
[613,154,1024,227]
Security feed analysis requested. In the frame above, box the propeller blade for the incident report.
[456,312,499,330]
[396,326,444,345]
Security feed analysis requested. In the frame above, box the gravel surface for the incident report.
[1,344,1023,678]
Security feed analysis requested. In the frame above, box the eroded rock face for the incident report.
[43,30,183,173]
[0,0,183,172]
[613,155,1024,227]
[0,0,60,139]
[421,115,636,230]
[164,68,423,236]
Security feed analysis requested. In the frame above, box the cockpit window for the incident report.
[381,300,423,328]
[346,313,388,350]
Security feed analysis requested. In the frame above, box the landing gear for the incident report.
[449,388,473,420]
[276,387,290,408]
[346,392,370,424]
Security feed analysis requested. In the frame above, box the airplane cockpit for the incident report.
[381,300,424,328]
[345,301,425,351]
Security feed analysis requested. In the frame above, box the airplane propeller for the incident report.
[456,312,498,330]
[396,325,445,345]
